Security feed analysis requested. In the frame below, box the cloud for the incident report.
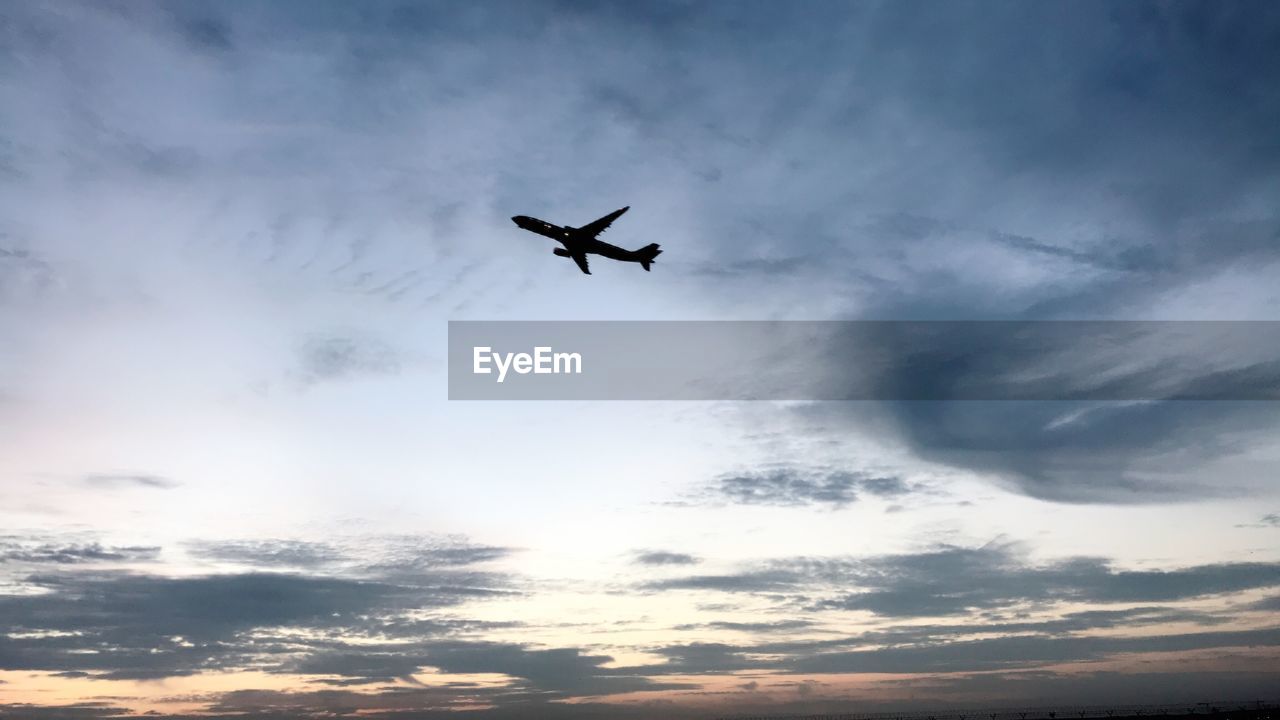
[0,572,404,679]
[646,542,1280,617]
[793,397,1280,504]
[83,473,179,490]
[818,550,1280,617]
[184,535,515,574]
[816,606,1232,644]
[641,626,1280,678]
[405,641,694,696]
[361,535,517,581]
[267,639,697,695]
[0,703,130,720]
[200,686,711,720]
[676,619,815,633]
[0,566,521,680]
[171,13,233,54]
[1237,513,1280,529]
[0,245,56,303]
[1249,595,1280,612]
[634,550,700,566]
[643,567,803,594]
[0,531,525,682]
[0,539,159,565]
[765,319,1280,504]
[184,539,344,568]
[688,467,920,509]
[0,527,589,700]
[781,628,1280,675]
[297,333,400,384]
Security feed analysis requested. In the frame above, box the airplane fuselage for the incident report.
[510,206,660,274]
[511,216,634,260]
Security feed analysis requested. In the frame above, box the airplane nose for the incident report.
[511,216,523,225]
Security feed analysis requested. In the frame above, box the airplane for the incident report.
[510,206,661,275]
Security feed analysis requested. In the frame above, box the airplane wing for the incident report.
[578,206,629,238]
[571,252,591,275]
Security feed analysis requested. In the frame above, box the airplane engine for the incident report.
[552,248,571,257]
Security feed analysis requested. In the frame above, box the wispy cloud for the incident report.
[1237,513,1280,529]
[633,550,700,566]
[184,539,344,568]
[0,537,159,565]
[83,474,179,490]
[297,333,400,384]
[685,466,922,509]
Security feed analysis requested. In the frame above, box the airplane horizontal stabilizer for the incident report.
[637,243,662,271]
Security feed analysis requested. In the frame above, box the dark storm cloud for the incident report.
[637,1,1280,299]
[768,318,1280,502]
[908,2,1279,212]
[558,0,1280,509]
[646,543,1280,617]
[689,467,920,509]
[737,3,1280,505]
[802,400,1280,504]
[83,473,179,490]
[633,550,700,566]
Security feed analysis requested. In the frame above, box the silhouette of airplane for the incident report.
[511,206,661,275]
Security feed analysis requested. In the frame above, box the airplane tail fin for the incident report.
[637,243,662,272]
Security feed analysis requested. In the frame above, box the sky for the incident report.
[1,1,1279,718]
